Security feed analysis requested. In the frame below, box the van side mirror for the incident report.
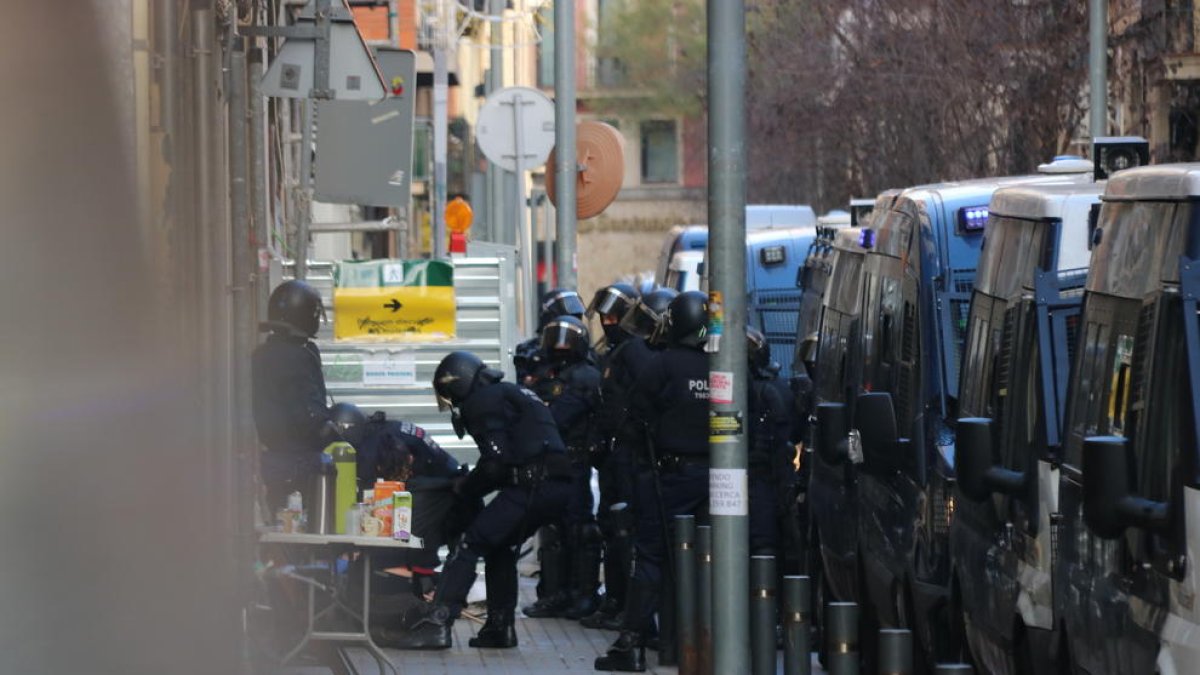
[956,418,1025,502]
[799,333,819,377]
[855,392,899,470]
[816,402,849,464]
[1083,436,1169,539]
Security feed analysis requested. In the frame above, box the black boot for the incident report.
[594,630,646,672]
[383,605,453,650]
[580,595,623,630]
[523,526,570,618]
[468,610,517,649]
[563,524,603,620]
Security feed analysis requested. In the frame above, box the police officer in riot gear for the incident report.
[595,290,711,672]
[252,280,341,513]
[514,288,588,386]
[577,283,641,629]
[392,351,573,650]
[522,315,604,620]
[745,327,795,556]
[582,287,676,632]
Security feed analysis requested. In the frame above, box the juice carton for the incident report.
[370,481,403,537]
[392,490,413,541]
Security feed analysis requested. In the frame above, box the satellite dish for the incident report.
[547,121,624,220]
[476,87,556,173]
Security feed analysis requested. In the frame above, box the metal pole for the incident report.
[750,555,776,675]
[827,602,859,675]
[227,41,258,672]
[193,7,220,521]
[512,94,536,337]
[1089,0,1108,137]
[295,101,314,279]
[433,44,449,259]
[696,525,714,675]
[487,0,504,244]
[248,44,270,321]
[676,515,699,675]
[553,0,577,289]
[782,576,811,675]
[879,629,913,675]
[707,0,750,672]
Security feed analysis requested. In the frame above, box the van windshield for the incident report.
[1087,201,1189,298]
[974,216,1052,299]
[825,250,864,314]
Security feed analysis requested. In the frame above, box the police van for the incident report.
[1058,163,1200,675]
[655,223,817,376]
[950,182,1102,675]
[812,163,1091,668]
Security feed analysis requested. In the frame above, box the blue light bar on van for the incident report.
[957,205,989,233]
[760,245,786,266]
[858,228,875,249]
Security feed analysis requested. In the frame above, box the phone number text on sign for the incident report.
[709,468,748,516]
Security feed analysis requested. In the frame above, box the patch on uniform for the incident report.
[552,382,565,396]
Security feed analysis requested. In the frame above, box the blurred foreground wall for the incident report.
[0,3,239,673]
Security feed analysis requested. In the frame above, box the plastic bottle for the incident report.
[325,441,357,533]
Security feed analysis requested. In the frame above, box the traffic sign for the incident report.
[476,87,556,173]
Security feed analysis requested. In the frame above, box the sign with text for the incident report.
[333,259,455,341]
[709,468,748,516]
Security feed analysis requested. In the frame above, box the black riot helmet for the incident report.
[587,283,639,322]
[330,402,369,447]
[433,351,503,411]
[539,288,587,328]
[541,315,591,364]
[619,287,679,340]
[664,290,710,348]
[746,326,775,373]
[266,280,324,337]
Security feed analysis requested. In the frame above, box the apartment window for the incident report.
[640,120,678,184]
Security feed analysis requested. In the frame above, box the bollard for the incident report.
[675,515,699,675]
[750,556,777,675]
[827,602,859,675]
[878,629,912,675]
[934,665,974,675]
[696,525,714,675]
[782,576,811,675]
[659,520,678,667]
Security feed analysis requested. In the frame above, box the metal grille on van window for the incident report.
[952,269,976,293]
[932,482,950,537]
[995,305,1019,432]
[895,301,918,426]
[1064,314,1080,367]
[1129,301,1156,412]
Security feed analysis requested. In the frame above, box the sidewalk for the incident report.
[274,576,823,674]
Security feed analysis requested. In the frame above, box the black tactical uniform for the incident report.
[392,351,572,651]
[578,283,644,630]
[596,290,710,672]
[252,280,339,513]
[745,328,795,556]
[522,316,605,621]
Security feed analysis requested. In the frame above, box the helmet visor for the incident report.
[543,291,587,318]
[619,302,662,339]
[586,287,636,320]
[541,319,588,353]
